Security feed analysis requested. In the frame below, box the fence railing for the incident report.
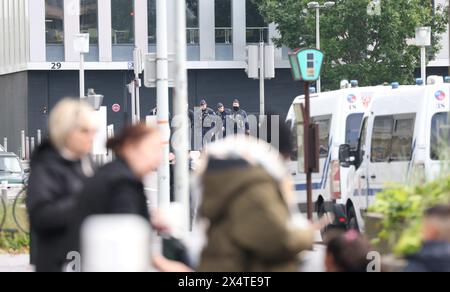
[215,27,233,44]
[246,27,269,44]
[187,28,200,45]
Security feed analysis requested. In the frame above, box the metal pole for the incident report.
[134,48,142,122]
[80,53,85,98]
[174,0,190,233]
[315,8,321,93]
[20,131,25,160]
[129,82,136,124]
[156,0,171,209]
[304,82,313,221]
[135,79,141,122]
[25,136,30,161]
[259,42,265,117]
[421,46,427,84]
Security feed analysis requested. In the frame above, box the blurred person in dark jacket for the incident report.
[325,230,373,272]
[77,124,192,272]
[26,98,97,272]
[77,124,163,229]
[215,103,231,139]
[229,99,249,135]
[199,99,216,145]
[404,205,450,272]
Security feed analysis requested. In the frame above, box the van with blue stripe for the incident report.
[286,81,383,230]
[338,76,450,232]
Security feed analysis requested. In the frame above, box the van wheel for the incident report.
[347,206,360,232]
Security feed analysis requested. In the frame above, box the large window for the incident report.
[148,0,156,45]
[80,0,98,44]
[246,0,268,43]
[431,112,450,160]
[111,0,134,44]
[187,0,199,45]
[371,114,415,163]
[45,0,64,44]
[215,0,232,44]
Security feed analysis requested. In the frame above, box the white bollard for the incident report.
[25,136,30,161]
[37,130,42,145]
[81,215,152,272]
[30,137,35,155]
[2,137,7,152]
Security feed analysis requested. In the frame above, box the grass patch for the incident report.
[0,196,29,254]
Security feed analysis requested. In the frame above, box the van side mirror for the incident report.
[339,144,354,168]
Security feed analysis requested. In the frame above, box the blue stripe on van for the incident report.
[353,188,383,197]
[295,183,324,191]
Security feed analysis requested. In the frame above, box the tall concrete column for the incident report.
[232,0,246,61]
[98,0,112,62]
[64,0,81,62]
[134,0,148,55]
[199,0,215,60]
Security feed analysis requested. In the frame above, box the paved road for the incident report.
[0,248,325,273]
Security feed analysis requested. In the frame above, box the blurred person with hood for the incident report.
[196,131,314,272]
[26,98,97,272]
[404,205,450,272]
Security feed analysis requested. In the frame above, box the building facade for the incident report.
[0,0,449,154]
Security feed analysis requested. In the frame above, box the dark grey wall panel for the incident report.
[0,72,29,155]
[25,68,302,136]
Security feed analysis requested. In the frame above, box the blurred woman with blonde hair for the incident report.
[26,98,97,272]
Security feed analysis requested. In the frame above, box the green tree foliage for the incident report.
[252,0,448,89]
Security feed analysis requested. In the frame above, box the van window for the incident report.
[346,113,364,150]
[390,117,415,161]
[356,117,368,168]
[431,112,450,160]
[371,114,415,162]
[312,115,332,158]
[287,119,298,161]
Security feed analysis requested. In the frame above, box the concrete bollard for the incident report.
[37,129,42,145]
[30,137,35,155]
[2,137,7,152]
[25,136,30,161]
[20,131,25,160]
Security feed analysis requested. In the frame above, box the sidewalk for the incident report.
[0,254,33,272]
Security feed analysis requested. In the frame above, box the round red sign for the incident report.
[112,104,121,113]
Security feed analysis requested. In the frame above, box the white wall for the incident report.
[430,0,450,67]
[0,0,29,75]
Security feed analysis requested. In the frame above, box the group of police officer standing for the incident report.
[190,98,250,145]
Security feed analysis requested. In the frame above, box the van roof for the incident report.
[0,152,19,158]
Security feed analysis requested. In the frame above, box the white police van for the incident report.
[338,77,450,231]
[286,82,386,227]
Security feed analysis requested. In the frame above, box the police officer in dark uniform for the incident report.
[200,99,216,144]
[230,99,249,135]
[216,103,231,139]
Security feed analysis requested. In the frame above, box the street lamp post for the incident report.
[415,27,431,84]
[307,2,335,93]
[73,34,90,98]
